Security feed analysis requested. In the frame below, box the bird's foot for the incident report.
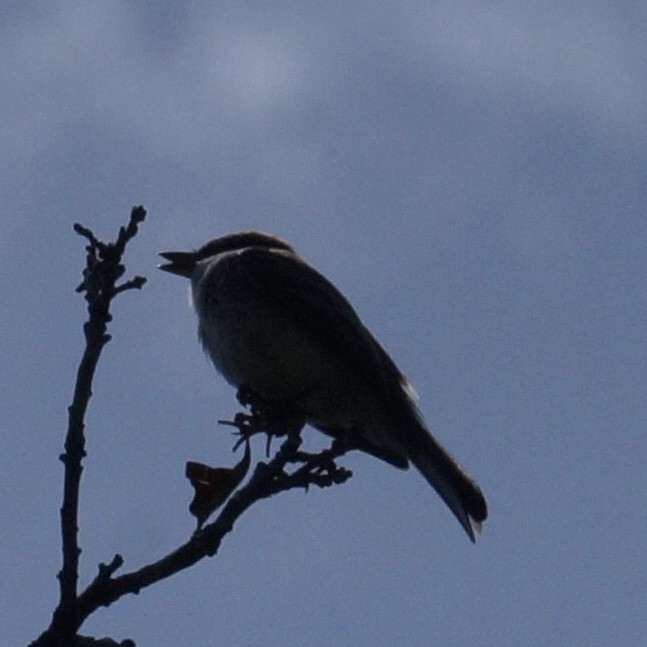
[227,385,307,454]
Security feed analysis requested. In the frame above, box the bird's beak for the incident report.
[158,251,199,278]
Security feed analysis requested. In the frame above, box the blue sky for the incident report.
[2,3,646,645]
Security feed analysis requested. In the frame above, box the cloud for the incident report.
[401,2,647,138]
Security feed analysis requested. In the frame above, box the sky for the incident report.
[2,2,646,645]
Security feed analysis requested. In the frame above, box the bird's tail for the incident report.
[406,426,488,542]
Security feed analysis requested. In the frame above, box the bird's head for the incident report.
[159,231,294,278]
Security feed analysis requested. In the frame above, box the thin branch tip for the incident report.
[130,205,147,222]
[114,276,147,295]
[73,223,100,246]
[98,554,124,579]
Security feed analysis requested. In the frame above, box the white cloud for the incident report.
[403,2,647,138]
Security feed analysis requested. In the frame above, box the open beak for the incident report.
[158,251,199,278]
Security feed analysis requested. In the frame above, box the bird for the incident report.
[159,231,487,541]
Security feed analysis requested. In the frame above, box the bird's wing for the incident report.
[236,247,411,405]
[235,246,417,469]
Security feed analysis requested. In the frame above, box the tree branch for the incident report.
[31,207,147,647]
[73,422,352,621]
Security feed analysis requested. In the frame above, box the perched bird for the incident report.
[159,232,487,541]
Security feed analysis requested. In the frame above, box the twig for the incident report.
[31,207,147,647]
[70,424,352,619]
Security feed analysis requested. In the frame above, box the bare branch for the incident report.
[68,425,352,620]
[31,207,147,647]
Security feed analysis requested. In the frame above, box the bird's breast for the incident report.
[198,297,326,399]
